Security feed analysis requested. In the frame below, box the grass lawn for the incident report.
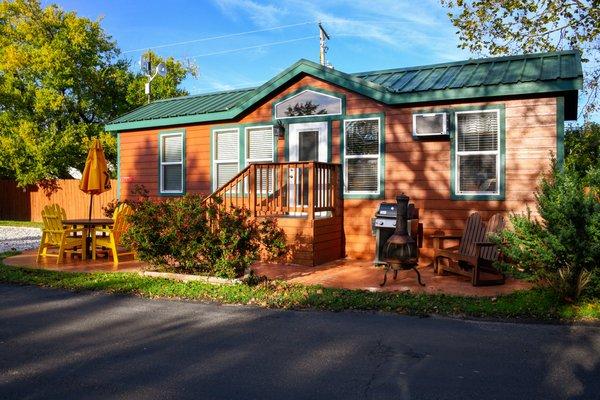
[0,220,43,228]
[0,251,598,323]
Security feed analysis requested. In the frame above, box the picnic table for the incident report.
[62,218,113,260]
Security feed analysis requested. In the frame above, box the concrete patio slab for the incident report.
[4,250,532,297]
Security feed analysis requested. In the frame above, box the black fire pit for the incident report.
[380,194,424,286]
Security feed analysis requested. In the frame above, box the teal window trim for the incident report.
[116,132,121,200]
[210,121,277,191]
[450,105,505,201]
[556,97,565,168]
[272,85,346,121]
[158,129,186,196]
[341,113,385,200]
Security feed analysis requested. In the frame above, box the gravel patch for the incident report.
[0,226,42,253]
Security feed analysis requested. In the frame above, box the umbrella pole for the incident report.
[88,194,93,221]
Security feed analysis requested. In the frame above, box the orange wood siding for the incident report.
[118,75,558,262]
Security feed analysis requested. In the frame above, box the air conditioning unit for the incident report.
[412,112,448,137]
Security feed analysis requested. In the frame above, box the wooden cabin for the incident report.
[106,51,582,266]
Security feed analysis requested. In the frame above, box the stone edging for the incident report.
[139,270,241,285]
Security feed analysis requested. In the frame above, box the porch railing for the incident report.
[204,161,342,219]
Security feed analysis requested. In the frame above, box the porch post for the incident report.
[307,161,315,220]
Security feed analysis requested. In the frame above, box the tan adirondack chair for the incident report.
[92,203,134,266]
[432,212,506,286]
[36,204,87,264]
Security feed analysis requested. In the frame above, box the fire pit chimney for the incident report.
[381,193,423,286]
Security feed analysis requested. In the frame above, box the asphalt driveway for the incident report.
[0,284,599,400]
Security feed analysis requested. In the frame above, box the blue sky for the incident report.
[47,0,473,95]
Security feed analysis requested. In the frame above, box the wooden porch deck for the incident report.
[5,250,531,297]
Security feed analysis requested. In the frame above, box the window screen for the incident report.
[214,129,239,189]
[344,118,380,194]
[160,133,184,193]
[455,111,500,194]
[413,113,447,135]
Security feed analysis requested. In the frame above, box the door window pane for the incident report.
[299,130,319,161]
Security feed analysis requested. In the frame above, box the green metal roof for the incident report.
[108,87,255,126]
[352,51,582,94]
[106,51,582,132]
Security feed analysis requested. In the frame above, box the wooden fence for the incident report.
[0,180,118,222]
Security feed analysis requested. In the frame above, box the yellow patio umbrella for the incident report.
[79,138,112,221]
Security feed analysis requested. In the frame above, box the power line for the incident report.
[184,35,318,59]
[122,21,314,54]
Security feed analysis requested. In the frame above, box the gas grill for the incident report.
[371,201,423,265]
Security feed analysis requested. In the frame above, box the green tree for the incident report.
[0,0,196,186]
[0,0,131,184]
[565,122,600,181]
[440,0,600,117]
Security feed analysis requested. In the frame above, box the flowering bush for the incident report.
[122,194,288,278]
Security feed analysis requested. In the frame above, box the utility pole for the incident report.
[318,22,330,67]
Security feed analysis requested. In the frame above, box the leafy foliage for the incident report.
[0,0,196,186]
[122,195,288,279]
[440,0,600,117]
[499,163,600,300]
[565,122,600,181]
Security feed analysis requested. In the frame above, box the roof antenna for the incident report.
[318,22,332,68]
[141,51,167,104]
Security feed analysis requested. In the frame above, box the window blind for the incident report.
[160,132,184,193]
[455,111,499,195]
[457,112,498,152]
[162,135,183,163]
[216,129,239,160]
[247,127,273,161]
[216,163,239,188]
[346,158,378,192]
[344,118,380,194]
[214,129,239,190]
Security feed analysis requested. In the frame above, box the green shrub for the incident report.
[122,195,288,278]
[102,184,149,217]
[499,163,600,300]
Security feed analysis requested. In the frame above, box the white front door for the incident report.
[288,122,328,211]
[288,121,328,163]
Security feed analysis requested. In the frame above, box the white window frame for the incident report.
[454,109,501,196]
[343,117,381,196]
[245,125,275,195]
[412,112,447,136]
[159,131,184,194]
[212,128,240,191]
[245,125,275,165]
[274,89,342,120]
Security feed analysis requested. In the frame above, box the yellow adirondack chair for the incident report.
[36,204,87,264]
[92,203,134,266]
